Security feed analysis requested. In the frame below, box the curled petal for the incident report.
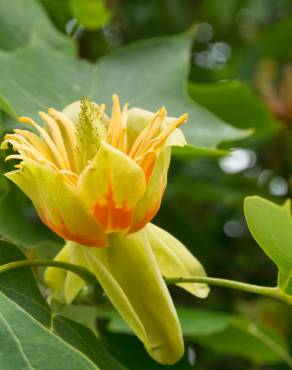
[62,101,81,124]
[64,242,88,304]
[44,243,71,302]
[6,160,107,247]
[165,128,186,147]
[83,230,184,364]
[146,223,210,298]
[130,149,170,232]
[78,142,146,232]
[127,107,186,148]
[44,242,87,304]
[125,108,155,147]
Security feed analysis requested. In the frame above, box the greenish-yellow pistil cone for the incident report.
[1,95,209,365]
[76,97,107,173]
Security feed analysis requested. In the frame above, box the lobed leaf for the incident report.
[0,0,75,55]
[0,32,249,154]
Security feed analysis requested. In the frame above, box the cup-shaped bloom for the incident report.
[1,96,209,364]
[1,95,187,246]
[45,224,209,364]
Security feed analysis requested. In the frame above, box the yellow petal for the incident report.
[6,160,107,246]
[126,108,155,148]
[83,230,184,365]
[64,242,88,304]
[127,108,186,148]
[146,223,210,298]
[130,148,170,232]
[165,128,186,147]
[83,245,146,345]
[62,101,81,124]
[44,242,87,304]
[78,142,146,232]
[44,243,71,303]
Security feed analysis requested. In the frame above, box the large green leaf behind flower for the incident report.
[0,0,75,54]
[0,31,249,153]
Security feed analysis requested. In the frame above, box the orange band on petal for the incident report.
[92,183,133,232]
[41,210,107,247]
[129,200,161,233]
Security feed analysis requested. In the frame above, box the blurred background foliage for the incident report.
[1,0,292,369]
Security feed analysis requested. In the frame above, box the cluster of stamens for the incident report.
[2,95,187,182]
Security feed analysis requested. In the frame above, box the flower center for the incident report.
[2,95,187,182]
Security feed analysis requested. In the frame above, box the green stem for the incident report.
[165,276,292,305]
[0,259,98,286]
[1,259,292,306]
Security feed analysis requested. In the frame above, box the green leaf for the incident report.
[0,293,102,370]
[236,17,292,79]
[196,318,292,365]
[93,306,232,337]
[188,81,278,137]
[0,241,126,370]
[100,331,195,370]
[0,240,51,323]
[53,316,127,370]
[257,16,292,59]
[70,0,111,30]
[96,305,291,366]
[179,307,291,366]
[95,32,250,152]
[177,307,232,336]
[244,196,292,294]
[0,0,75,55]
[0,31,249,154]
[60,305,100,334]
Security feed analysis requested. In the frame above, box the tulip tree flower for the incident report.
[1,96,209,364]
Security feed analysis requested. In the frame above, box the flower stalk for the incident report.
[0,259,98,285]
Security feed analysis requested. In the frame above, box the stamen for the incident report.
[3,136,49,163]
[19,116,68,169]
[48,108,77,172]
[5,154,27,162]
[5,154,57,170]
[107,94,122,147]
[117,103,128,152]
[59,169,79,185]
[152,113,188,150]
[97,103,106,119]
[39,111,71,170]
[129,111,187,179]
[13,129,54,162]
[128,107,166,159]
[136,150,158,182]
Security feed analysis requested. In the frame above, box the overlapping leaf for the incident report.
[0,241,126,370]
